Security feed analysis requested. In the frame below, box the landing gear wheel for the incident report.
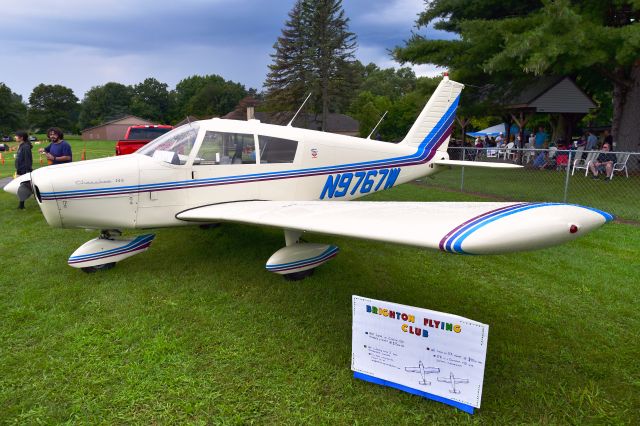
[283,268,315,281]
[81,262,116,273]
[199,223,221,230]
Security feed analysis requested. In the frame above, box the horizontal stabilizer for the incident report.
[432,159,522,169]
[177,201,611,255]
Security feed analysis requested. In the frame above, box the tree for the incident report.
[395,0,640,152]
[265,0,357,131]
[171,75,248,121]
[348,74,440,141]
[79,82,132,129]
[28,84,79,132]
[347,63,419,139]
[264,0,312,111]
[355,63,417,101]
[130,78,171,123]
[0,83,27,134]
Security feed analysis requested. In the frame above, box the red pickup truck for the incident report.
[115,125,173,155]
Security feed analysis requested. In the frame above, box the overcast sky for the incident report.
[0,0,453,100]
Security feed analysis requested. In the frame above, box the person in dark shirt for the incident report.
[40,127,72,164]
[14,130,33,209]
[589,143,617,180]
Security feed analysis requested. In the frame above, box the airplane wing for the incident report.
[176,201,611,255]
[405,367,421,373]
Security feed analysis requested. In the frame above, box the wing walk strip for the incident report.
[67,234,155,264]
[439,202,614,255]
[265,246,339,272]
[41,97,460,201]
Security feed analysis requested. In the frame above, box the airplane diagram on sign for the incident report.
[4,76,613,280]
[405,361,440,385]
[438,371,469,394]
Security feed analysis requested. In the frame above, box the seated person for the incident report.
[588,143,617,179]
[532,151,547,169]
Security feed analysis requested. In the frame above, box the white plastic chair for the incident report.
[610,153,631,179]
[573,151,599,176]
[501,142,515,160]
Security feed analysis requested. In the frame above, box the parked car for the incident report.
[1,135,10,142]
[29,135,38,142]
[115,125,173,155]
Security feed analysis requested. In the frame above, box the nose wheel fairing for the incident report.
[68,234,156,270]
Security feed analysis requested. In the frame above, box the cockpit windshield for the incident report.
[137,123,199,165]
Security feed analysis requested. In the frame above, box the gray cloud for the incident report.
[0,0,452,99]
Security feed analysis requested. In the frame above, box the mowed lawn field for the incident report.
[1,179,638,423]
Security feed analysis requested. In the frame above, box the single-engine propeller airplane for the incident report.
[405,361,440,385]
[438,371,469,394]
[4,76,612,279]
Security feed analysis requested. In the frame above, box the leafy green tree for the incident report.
[348,75,440,141]
[265,0,357,131]
[355,63,417,101]
[130,78,171,123]
[79,82,133,129]
[0,83,27,134]
[349,91,392,138]
[395,0,640,152]
[171,75,247,121]
[28,84,79,132]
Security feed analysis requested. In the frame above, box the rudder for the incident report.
[400,75,464,153]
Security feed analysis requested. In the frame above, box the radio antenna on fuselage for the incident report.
[287,92,312,127]
[366,111,388,140]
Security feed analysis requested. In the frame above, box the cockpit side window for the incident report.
[195,131,256,165]
[137,124,199,165]
[258,135,298,163]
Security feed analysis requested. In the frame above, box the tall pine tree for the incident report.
[265,0,357,131]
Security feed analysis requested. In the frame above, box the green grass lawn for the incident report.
[423,166,640,222]
[1,183,638,424]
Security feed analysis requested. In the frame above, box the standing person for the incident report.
[586,131,598,151]
[40,127,72,164]
[14,131,33,209]
[534,127,548,149]
[528,132,536,147]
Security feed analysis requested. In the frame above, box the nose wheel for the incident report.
[81,262,116,273]
[283,268,315,281]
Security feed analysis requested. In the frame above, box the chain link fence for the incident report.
[422,147,640,222]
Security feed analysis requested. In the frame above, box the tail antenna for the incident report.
[287,92,312,127]
[366,111,388,140]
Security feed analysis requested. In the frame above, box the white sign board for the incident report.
[352,295,489,414]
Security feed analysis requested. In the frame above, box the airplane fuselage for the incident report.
[30,118,451,230]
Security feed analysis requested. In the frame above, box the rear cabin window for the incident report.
[196,131,256,165]
[258,135,298,163]
[128,127,172,140]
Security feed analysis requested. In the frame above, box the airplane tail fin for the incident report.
[400,75,464,153]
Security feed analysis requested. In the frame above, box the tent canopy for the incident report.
[466,123,505,138]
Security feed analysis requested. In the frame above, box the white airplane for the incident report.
[405,361,440,385]
[4,76,613,279]
[438,371,469,394]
